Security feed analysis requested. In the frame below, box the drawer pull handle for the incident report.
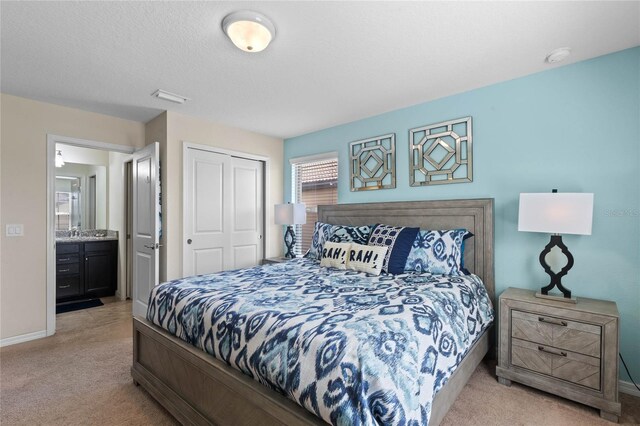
[59,285,72,289]
[538,316,567,327]
[59,258,70,261]
[538,345,567,357]
[59,268,70,272]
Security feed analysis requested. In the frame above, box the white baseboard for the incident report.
[0,330,47,347]
[619,380,640,397]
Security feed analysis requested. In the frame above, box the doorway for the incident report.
[46,135,134,336]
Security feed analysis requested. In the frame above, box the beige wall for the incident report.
[0,94,145,340]
[0,95,283,341]
[162,112,284,281]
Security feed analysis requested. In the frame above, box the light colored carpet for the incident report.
[1,299,638,425]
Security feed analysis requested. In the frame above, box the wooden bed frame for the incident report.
[132,198,495,425]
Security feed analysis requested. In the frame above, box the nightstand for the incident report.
[261,257,291,265]
[496,287,620,422]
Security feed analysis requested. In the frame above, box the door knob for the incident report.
[187,239,192,244]
[144,244,155,250]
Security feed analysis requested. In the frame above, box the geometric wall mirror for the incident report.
[409,116,473,186]
[350,133,396,191]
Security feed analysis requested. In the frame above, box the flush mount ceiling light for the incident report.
[546,47,571,64]
[151,89,190,104]
[55,150,65,168]
[222,10,276,53]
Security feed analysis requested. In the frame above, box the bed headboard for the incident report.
[318,198,495,301]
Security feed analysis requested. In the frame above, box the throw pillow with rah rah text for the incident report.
[346,243,388,275]
[320,242,351,269]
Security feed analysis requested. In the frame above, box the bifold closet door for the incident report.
[230,156,264,269]
[184,148,264,277]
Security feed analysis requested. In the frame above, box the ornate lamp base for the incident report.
[283,225,297,258]
[535,234,577,303]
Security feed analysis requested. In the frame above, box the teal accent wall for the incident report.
[284,47,640,381]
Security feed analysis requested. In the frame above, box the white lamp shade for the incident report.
[518,193,594,235]
[274,203,306,225]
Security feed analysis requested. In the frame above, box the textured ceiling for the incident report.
[1,1,638,139]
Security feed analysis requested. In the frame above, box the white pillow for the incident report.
[347,243,388,275]
[320,242,351,269]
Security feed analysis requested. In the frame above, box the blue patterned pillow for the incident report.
[305,221,334,260]
[404,229,472,275]
[329,224,373,245]
[367,224,419,274]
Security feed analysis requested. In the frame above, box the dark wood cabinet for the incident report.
[56,240,117,302]
[56,275,82,299]
[56,243,83,300]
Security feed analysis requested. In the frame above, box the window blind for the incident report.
[292,157,338,255]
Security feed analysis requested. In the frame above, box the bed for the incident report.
[132,199,495,425]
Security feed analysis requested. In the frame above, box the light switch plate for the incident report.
[6,224,24,237]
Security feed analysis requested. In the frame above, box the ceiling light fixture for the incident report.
[151,89,190,104]
[55,150,65,168]
[222,10,275,53]
[546,47,571,64]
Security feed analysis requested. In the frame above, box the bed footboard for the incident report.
[131,317,324,426]
[132,317,490,426]
[430,330,490,426]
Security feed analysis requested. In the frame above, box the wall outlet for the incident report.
[6,224,24,237]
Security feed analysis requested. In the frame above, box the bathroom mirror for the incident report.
[55,164,107,230]
[55,176,82,230]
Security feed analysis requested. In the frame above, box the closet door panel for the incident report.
[194,161,224,233]
[231,157,264,269]
[184,149,232,276]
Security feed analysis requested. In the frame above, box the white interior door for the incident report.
[183,147,264,276]
[231,157,264,269]
[184,148,232,276]
[132,142,160,318]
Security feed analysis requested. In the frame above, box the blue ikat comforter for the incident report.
[147,258,494,425]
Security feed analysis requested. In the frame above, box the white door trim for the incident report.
[182,141,270,277]
[46,134,135,337]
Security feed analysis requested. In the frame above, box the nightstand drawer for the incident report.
[511,338,600,390]
[512,310,601,358]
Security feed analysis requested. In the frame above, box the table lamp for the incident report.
[274,203,306,258]
[518,190,594,302]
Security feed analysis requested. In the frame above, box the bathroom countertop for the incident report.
[56,236,118,243]
[56,229,118,243]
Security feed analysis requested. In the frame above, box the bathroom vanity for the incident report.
[56,235,117,302]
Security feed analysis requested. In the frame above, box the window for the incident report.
[291,153,338,255]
